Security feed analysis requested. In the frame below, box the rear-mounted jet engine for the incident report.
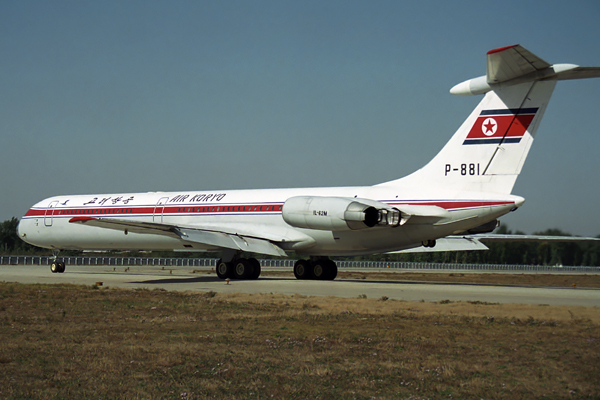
[282,196,402,231]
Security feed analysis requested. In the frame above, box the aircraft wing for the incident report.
[388,237,489,253]
[465,234,600,242]
[69,216,290,256]
[387,233,600,255]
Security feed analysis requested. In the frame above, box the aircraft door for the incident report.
[153,197,169,223]
[44,201,59,227]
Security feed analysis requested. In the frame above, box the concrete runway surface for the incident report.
[1,264,599,307]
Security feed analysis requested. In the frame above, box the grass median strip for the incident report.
[1,282,599,399]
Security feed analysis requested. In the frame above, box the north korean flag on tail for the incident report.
[462,108,538,145]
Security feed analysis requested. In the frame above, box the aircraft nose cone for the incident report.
[17,219,26,239]
[17,218,32,245]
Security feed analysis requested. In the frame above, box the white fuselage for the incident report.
[18,185,522,256]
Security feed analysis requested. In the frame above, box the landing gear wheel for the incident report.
[324,260,337,280]
[50,250,65,273]
[248,258,261,280]
[51,261,66,273]
[422,239,437,248]
[216,260,232,279]
[312,261,327,280]
[311,259,338,280]
[293,259,313,280]
[233,259,252,280]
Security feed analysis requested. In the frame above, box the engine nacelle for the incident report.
[282,196,402,231]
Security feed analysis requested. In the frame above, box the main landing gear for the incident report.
[50,250,66,273]
[293,258,338,281]
[214,252,338,281]
[216,257,261,280]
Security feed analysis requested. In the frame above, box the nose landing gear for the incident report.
[50,250,66,273]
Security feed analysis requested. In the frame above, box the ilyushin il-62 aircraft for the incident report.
[18,45,600,279]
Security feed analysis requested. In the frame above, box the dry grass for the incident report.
[1,282,599,399]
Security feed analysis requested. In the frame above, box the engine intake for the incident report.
[282,196,401,231]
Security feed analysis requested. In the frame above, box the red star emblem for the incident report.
[481,118,497,136]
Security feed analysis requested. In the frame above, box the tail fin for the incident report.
[378,45,600,194]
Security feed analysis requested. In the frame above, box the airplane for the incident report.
[17,44,600,279]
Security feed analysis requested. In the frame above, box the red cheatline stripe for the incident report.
[23,203,285,217]
[24,200,514,218]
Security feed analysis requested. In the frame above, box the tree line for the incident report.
[2,217,599,266]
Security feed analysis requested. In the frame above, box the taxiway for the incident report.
[2,264,599,307]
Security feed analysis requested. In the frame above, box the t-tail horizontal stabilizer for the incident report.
[450,44,600,96]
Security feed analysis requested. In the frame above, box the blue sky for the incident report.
[1,1,599,236]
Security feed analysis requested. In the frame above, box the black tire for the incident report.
[51,262,59,273]
[233,259,252,280]
[312,261,327,280]
[248,258,261,280]
[216,260,232,279]
[293,259,312,280]
[58,261,66,273]
[324,260,337,280]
